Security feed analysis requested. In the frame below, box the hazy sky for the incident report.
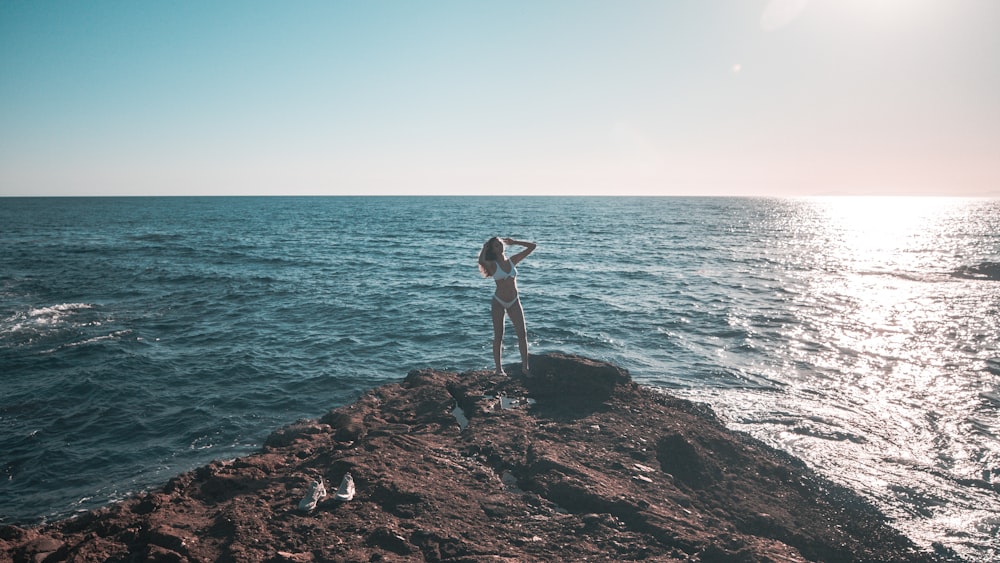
[2,1,998,197]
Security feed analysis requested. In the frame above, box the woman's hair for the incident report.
[478,237,502,278]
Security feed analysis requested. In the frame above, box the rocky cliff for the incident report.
[1,354,938,562]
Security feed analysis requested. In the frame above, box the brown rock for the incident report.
[22,535,64,562]
[264,421,332,449]
[1,353,939,562]
[318,410,365,442]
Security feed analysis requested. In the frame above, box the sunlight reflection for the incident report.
[796,197,991,545]
[805,197,966,382]
[674,197,1000,558]
[810,196,956,271]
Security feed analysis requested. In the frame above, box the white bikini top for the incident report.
[493,260,517,280]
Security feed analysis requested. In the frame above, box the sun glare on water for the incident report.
[810,196,962,272]
[807,196,969,376]
[785,196,996,550]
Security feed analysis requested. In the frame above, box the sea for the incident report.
[1,196,998,560]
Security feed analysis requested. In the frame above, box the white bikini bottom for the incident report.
[492,294,519,310]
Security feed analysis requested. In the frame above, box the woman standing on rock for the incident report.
[478,236,536,376]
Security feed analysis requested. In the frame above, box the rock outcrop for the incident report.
[1,353,938,562]
[953,261,1000,281]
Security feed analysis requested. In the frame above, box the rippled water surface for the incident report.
[2,196,998,560]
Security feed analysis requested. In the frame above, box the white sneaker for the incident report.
[335,472,356,501]
[298,478,326,512]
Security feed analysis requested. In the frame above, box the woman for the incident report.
[478,236,537,376]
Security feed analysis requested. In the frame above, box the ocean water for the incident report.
[1,196,998,559]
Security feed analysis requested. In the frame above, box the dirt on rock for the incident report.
[2,353,943,562]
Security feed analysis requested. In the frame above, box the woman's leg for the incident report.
[507,299,530,374]
[491,298,506,374]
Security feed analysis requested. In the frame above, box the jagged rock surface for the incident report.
[1,353,935,562]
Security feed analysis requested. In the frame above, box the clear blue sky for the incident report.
[2,0,998,196]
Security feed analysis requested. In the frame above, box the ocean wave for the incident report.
[1,303,99,345]
[42,330,134,354]
[27,302,94,319]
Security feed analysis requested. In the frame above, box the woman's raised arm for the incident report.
[505,238,536,264]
